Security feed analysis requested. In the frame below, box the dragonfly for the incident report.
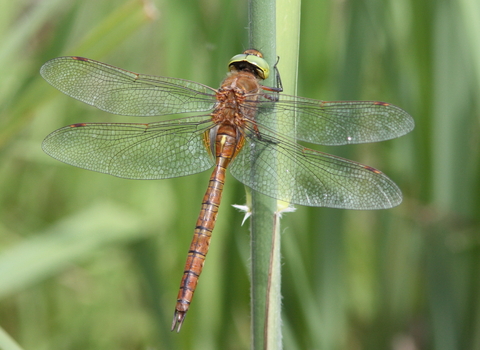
[40,49,414,332]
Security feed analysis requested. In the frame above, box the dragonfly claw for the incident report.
[171,310,187,332]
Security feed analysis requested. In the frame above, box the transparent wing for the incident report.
[230,126,402,209]
[40,56,217,116]
[42,116,215,179]
[254,94,414,145]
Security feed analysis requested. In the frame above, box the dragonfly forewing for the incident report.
[42,116,216,179]
[255,96,414,146]
[40,57,218,117]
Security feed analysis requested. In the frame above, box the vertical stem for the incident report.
[248,0,278,349]
[249,0,301,349]
[277,0,301,98]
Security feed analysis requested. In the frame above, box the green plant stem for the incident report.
[272,2,301,347]
[249,0,301,348]
[248,0,278,349]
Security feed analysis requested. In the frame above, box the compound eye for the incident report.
[228,50,270,80]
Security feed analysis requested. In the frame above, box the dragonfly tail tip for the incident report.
[171,310,187,333]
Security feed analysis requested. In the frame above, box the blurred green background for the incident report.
[0,0,478,349]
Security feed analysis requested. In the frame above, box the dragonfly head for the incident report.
[228,49,269,80]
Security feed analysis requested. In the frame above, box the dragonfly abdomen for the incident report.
[172,125,244,332]
[172,169,224,321]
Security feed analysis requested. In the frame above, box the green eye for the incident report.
[228,50,270,80]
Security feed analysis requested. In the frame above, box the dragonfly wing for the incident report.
[42,116,215,179]
[230,130,402,209]
[40,57,217,116]
[256,94,414,145]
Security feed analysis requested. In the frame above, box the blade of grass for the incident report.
[69,0,158,57]
[0,202,146,299]
[0,0,155,149]
[0,327,25,350]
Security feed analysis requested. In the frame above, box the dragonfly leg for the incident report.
[259,56,283,98]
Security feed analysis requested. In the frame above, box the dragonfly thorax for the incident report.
[212,70,261,127]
